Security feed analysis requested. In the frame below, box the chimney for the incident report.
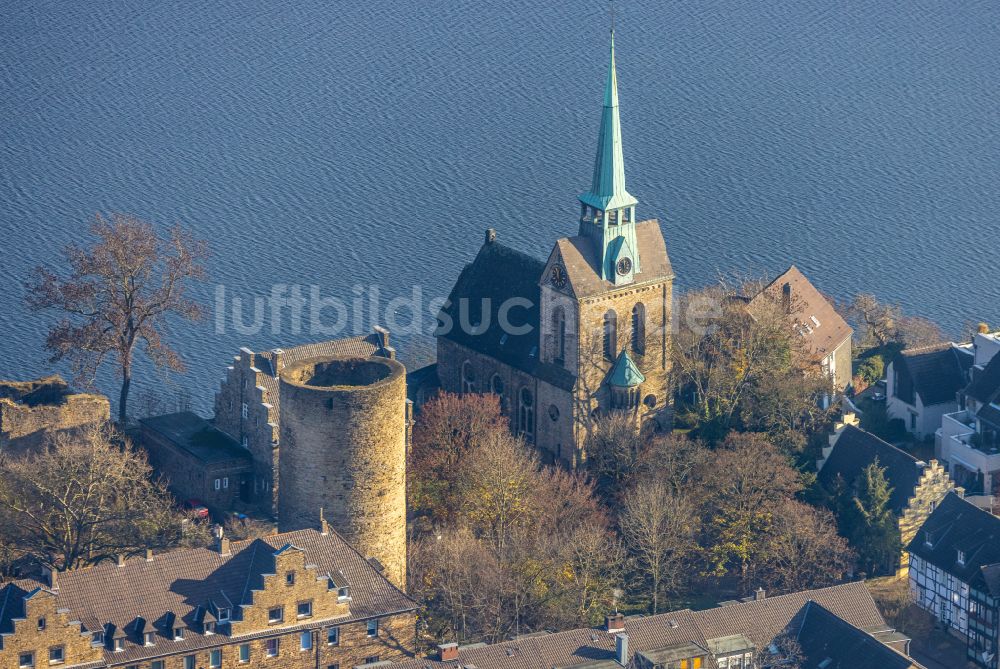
[145,549,154,562]
[214,525,230,556]
[116,554,125,567]
[373,325,390,351]
[606,612,625,633]
[271,348,284,376]
[755,587,766,601]
[44,567,58,591]
[319,507,330,536]
[615,633,629,666]
[438,643,459,662]
[485,228,497,245]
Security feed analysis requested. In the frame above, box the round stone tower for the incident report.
[278,356,407,589]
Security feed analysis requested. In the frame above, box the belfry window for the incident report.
[603,310,617,360]
[553,307,567,364]
[631,303,646,355]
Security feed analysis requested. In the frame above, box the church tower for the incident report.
[578,32,640,286]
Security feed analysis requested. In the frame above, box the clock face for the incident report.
[550,263,568,289]
[616,257,633,276]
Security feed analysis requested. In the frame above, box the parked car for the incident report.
[183,499,210,519]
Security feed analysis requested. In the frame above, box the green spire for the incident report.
[608,349,645,388]
[579,31,638,213]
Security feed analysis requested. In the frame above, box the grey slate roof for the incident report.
[139,411,251,465]
[906,492,1000,597]
[392,582,895,669]
[894,343,973,406]
[0,528,415,665]
[438,238,575,391]
[967,354,1000,405]
[796,602,918,669]
[818,425,923,515]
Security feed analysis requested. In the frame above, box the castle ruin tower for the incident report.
[277,356,407,589]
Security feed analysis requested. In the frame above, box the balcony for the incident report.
[939,411,1000,481]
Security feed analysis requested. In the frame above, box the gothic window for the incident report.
[461,361,476,394]
[631,303,646,355]
[553,307,567,364]
[491,374,504,396]
[603,310,617,361]
[518,388,535,441]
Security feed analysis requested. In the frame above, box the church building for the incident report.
[435,32,674,467]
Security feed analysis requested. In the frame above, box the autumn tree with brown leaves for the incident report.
[0,425,194,570]
[25,213,207,424]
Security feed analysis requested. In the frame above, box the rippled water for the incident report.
[1,0,998,413]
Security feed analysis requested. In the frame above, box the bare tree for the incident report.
[585,412,645,498]
[25,213,207,424]
[0,425,189,570]
[758,499,855,593]
[620,480,697,613]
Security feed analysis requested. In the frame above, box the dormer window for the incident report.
[286,571,295,585]
[91,631,104,646]
[204,621,216,635]
[958,550,966,566]
[217,607,230,622]
[174,627,185,641]
[144,632,155,646]
[338,586,350,600]
[114,637,125,652]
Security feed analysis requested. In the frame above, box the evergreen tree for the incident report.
[847,459,901,575]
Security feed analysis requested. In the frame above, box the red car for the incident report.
[183,499,210,519]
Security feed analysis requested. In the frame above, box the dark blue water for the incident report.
[2,0,998,414]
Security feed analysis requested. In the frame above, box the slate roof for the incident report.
[392,582,896,669]
[894,343,973,406]
[967,354,1000,405]
[796,602,919,669]
[818,425,924,515]
[979,402,1000,429]
[0,528,415,665]
[907,492,1000,597]
[750,266,852,363]
[140,412,251,465]
[552,220,673,299]
[438,238,575,391]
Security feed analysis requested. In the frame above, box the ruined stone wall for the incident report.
[0,390,109,455]
[278,357,408,589]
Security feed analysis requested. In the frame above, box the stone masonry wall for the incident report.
[278,357,408,590]
[0,391,109,455]
[898,460,960,574]
[0,588,103,669]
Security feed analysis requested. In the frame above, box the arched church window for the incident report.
[461,361,476,394]
[518,388,535,441]
[553,307,567,365]
[632,303,646,355]
[603,310,617,361]
[491,374,504,396]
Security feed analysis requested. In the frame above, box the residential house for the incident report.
[393,582,922,669]
[887,343,974,439]
[750,266,854,397]
[817,424,959,573]
[0,525,416,669]
[908,491,1000,668]
[937,330,1000,496]
[139,411,254,514]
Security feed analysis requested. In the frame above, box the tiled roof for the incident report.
[818,425,924,515]
[0,528,415,665]
[438,238,575,391]
[392,582,893,669]
[750,266,852,363]
[139,411,251,465]
[967,354,1000,405]
[894,343,973,406]
[553,220,673,299]
[906,492,1000,597]
[796,602,919,669]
